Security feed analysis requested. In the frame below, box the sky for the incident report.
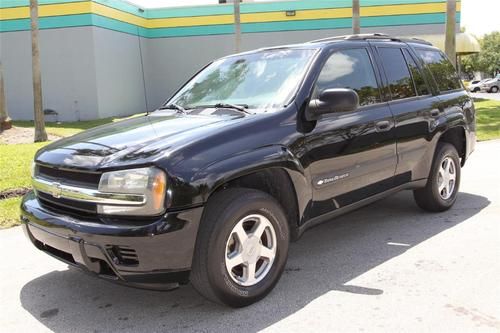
[127,0,500,37]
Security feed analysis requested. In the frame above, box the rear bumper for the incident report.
[20,191,203,288]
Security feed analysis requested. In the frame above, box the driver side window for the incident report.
[315,48,381,106]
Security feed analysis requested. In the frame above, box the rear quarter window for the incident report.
[416,49,461,92]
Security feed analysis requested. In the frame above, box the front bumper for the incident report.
[20,191,203,289]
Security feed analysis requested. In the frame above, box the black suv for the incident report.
[21,34,476,307]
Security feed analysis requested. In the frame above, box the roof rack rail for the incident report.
[399,37,433,46]
[309,33,433,46]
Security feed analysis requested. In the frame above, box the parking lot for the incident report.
[1,140,499,333]
[471,92,500,101]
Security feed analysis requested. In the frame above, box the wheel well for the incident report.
[212,168,300,239]
[439,127,466,161]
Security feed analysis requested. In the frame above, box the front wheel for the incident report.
[191,188,290,307]
[413,143,461,212]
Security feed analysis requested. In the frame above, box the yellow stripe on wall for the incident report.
[91,2,146,27]
[241,7,352,23]
[361,2,460,17]
[0,6,29,20]
[148,14,234,28]
[0,1,91,20]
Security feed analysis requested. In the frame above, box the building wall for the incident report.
[0,27,99,121]
[0,0,461,121]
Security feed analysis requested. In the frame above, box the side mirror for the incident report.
[305,88,359,121]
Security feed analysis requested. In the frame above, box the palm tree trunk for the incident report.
[30,0,47,142]
[233,0,241,53]
[444,0,457,68]
[0,61,12,131]
[352,0,360,34]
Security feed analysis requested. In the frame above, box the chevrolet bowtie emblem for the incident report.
[50,182,63,198]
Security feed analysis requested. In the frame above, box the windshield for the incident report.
[167,49,317,112]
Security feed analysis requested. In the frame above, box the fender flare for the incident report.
[191,145,311,218]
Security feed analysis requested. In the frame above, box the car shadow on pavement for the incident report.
[19,191,490,332]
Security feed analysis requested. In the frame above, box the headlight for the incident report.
[97,167,166,216]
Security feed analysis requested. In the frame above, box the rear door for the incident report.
[414,47,475,159]
[373,43,442,183]
[304,46,397,217]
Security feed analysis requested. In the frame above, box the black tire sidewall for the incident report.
[204,192,289,306]
[429,144,461,209]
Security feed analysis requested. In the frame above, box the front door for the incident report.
[304,47,397,218]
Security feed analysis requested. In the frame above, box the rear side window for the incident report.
[315,48,381,106]
[403,49,430,96]
[417,49,461,92]
[378,47,416,100]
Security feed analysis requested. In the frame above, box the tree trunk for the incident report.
[352,0,360,35]
[233,0,241,53]
[445,0,457,68]
[30,0,47,142]
[0,61,12,131]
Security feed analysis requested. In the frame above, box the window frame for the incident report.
[309,46,385,112]
[414,47,464,95]
[401,48,433,98]
[375,46,420,102]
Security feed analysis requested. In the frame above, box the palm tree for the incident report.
[352,0,360,34]
[30,0,47,142]
[444,0,457,68]
[0,61,12,131]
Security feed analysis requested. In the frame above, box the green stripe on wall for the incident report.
[242,18,353,33]
[361,12,459,26]
[0,13,92,32]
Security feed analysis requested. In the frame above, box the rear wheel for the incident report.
[191,188,290,307]
[413,143,461,212]
[490,86,499,93]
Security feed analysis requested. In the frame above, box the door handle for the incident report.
[375,120,391,132]
[430,109,440,117]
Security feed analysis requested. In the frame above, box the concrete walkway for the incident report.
[1,140,499,333]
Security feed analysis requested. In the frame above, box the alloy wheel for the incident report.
[437,156,456,200]
[225,214,277,287]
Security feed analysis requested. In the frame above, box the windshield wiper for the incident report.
[194,103,252,114]
[158,103,187,114]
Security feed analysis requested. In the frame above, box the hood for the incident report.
[36,111,244,170]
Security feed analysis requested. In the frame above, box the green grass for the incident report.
[0,142,48,192]
[13,114,142,137]
[0,197,23,229]
[474,98,500,141]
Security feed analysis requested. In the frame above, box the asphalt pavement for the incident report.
[1,140,499,333]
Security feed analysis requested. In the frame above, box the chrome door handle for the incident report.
[375,120,391,132]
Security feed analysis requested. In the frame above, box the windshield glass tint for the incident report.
[169,49,316,111]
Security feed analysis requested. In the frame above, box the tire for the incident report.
[490,86,499,93]
[191,188,290,307]
[413,143,461,212]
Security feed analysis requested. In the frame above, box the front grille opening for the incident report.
[36,164,101,188]
[37,194,100,222]
[106,245,139,266]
